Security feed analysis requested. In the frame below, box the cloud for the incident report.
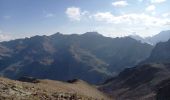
[66,7,81,21]
[112,1,128,7]
[151,0,166,3]
[65,7,89,21]
[0,30,13,41]
[162,13,170,17]
[145,5,156,11]
[94,12,114,23]
[138,0,143,2]
[0,34,12,41]
[81,11,89,16]
[93,12,170,27]
[165,22,170,25]
[93,12,170,37]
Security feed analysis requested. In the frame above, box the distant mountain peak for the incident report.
[129,34,144,40]
[130,30,170,45]
[145,30,170,45]
[83,32,103,36]
[50,32,63,37]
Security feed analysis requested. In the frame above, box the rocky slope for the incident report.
[156,78,170,100]
[99,63,170,100]
[0,77,111,100]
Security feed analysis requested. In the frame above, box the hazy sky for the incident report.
[0,0,170,41]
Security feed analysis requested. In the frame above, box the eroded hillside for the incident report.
[0,77,111,100]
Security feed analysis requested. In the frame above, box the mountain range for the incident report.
[0,30,170,99]
[100,36,170,100]
[130,30,170,45]
[0,32,153,84]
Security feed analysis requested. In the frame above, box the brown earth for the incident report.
[0,77,111,100]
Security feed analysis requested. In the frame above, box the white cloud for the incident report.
[145,5,156,11]
[165,22,170,25]
[66,7,81,21]
[65,7,89,21]
[93,12,170,37]
[0,33,12,41]
[93,12,170,27]
[151,0,166,3]
[112,1,128,7]
[0,30,13,41]
[138,0,143,2]
[162,13,170,17]
[81,11,89,16]
[94,12,113,22]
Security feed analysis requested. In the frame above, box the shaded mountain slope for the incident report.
[0,32,153,84]
[100,63,170,100]
[143,38,170,64]
[156,78,170,100]
[100,39,170,100]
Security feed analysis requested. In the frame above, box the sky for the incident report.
[0,0,170,41]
